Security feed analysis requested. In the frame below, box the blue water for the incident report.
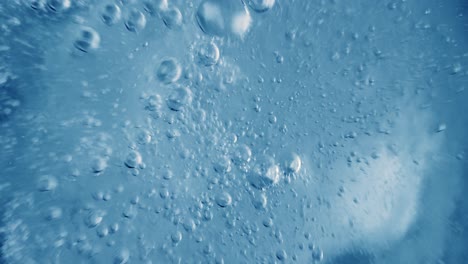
[0,0,467,263]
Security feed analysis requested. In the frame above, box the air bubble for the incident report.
[110,223,119,233]
[167,87,193,111]
[37,176,58,192]
[30,0,45,10]
[86,211,104,228]
[196,0,252,37]
[171,231,182,243]
[162,169,173,180]
[91,157,107,173]
[136,130,152,144]
[156,58,182,84]
[115,248,130,264]
[97,226,109,237]
[125,9,146,33]
[268,114,277,124]
[197,42,220,66]
[252,193,267,210]
[161,7,183,29]
[122,206,136,218]
[216,191,232,207]
[436,123,446,133]
[124,150,142,168]
[47,207,62,220]
[283,153,301,174]
[247,0,275,13]
[213,156,232,174]
[263,217,273,227]
[312,246,324,262]
[143,0,168,15]
[276,249,287,261]
[248,155,280,189]
[47,0,71,12]
[145,94,163,111]
[74,27,100,53]
[231,144,252,168]
[183,218,196,232]
[101,3,121,26]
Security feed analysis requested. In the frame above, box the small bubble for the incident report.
[125,9,146,33]
[262,217,273,227]
[110,223,119,233]
[143,0,168,15]
[216,191,232,207]
[86,211,104,228]
[231,144,252,168]
[247,0,275,12]
[283,153,301,174]
[285,29,296,41]
[74,27,100,53]
[436,123,446,133]
[312,246,324,262]
[97,226,109,237]
[91,157,107,173]
[166,128,181,139]
[161,6,183,29]
[145,94,163,111]
[103,193,111,201]
[124,150,142,168]
[30,0,45,10]
[160,188,169,198]
[89,189,103,200]
[137,130,152,145]
[276,249,287,261]
[115,248,130,264]
[213,156,232,174]
[275,54,284,64]
[101,3,121,26]
[47,207,62,220]
[268,114,277,124]
[167,87,193,111]
[183,218,196,232]
[130,196,140,205]
[252,193,267,210]
[47,0,71,12]
[122,206,136,219]
[171,231,182,243]
[197,42,220,66]
[37,176,58,192]
[203,210,213,221]
[451,63,462,74]
[162,169,173,180]
[156,58,182,84]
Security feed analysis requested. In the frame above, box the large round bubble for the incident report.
[196,0,252,38]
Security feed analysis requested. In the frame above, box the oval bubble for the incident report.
[125,9,146,33]
[74,27,100,53]
[196,0,251,38]
[101,3,121,26]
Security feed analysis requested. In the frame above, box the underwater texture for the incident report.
[0,0,468,263]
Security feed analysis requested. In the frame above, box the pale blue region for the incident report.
[0,0,467,263]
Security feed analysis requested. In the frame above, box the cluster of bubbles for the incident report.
[60,0,276,54]
[27,0,277,46]
[20,0,330,263]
